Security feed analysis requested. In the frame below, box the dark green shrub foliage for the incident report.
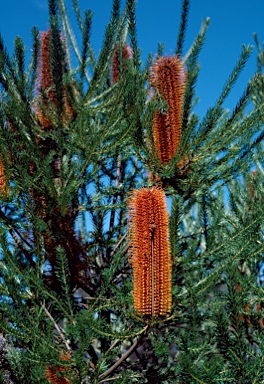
[0,0,264,382]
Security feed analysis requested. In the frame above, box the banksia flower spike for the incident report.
[149,56,186,164]
[35,30,56,128]
[128,187,172,316]
[0,159,9,196]
[35,30,75,128]
[45,353,71,384]
[0,160,6,193]
[111,44,133,83]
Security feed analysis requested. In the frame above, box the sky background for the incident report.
[1,0,264,117]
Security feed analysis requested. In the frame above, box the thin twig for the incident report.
[104,338,121,357]
[103,325,133,358]
[98,375,122,383]
[109,154,122,235]
[110,231,127,258]
[99,373,142,383]
[0,209,35,268]
[58,0,91,82]
[105,155,122,263]
[98,327,148,381]
[42,304,71,353]
[9,229,35,268]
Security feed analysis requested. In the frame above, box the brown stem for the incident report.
[151,226,155,316]
[98,329,147,381]
[42,304,71,353]
[109,232,127,259]
[104,338,121,357]
[108,154,122,235]
[9,229,35,268]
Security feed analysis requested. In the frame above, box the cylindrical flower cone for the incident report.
[128,187,172,316]
[0,159,9,197]
[149,56,186,164]
[35,30,75,128]
[45,353,71,384]
[111,44,133,84]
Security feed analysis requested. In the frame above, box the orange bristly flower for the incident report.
[0,159,9,196]
[0,160,5,192]
[35,30,75,128]
[128,187,172,317]
[45,353,71,384]
[111,44,133,84]
[149,56,186,164]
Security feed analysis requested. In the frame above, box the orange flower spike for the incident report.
[0,160,6,193]
[0,159,9,196]
[45,353,71,384]
[128,187,172,317]
[150,56,186,164]
[45,367,70,384]
[111,44,133,84]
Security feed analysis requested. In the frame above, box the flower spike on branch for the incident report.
[45,352,71,384]
[111,44,133,83]
[35,30,55,128]
[128,187,172,317]
[0,159,5,192]
[0,159,9,196]
[35,30,75,129]
[150,55,186,164]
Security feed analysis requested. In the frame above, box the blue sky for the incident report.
[1,0,264,116]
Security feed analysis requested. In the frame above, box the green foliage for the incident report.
[0,0,264,382]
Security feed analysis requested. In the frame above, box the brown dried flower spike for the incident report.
[150,56,186,164]
[111,44,133,84]
[35,30,75,128]
[128,187,172,316]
